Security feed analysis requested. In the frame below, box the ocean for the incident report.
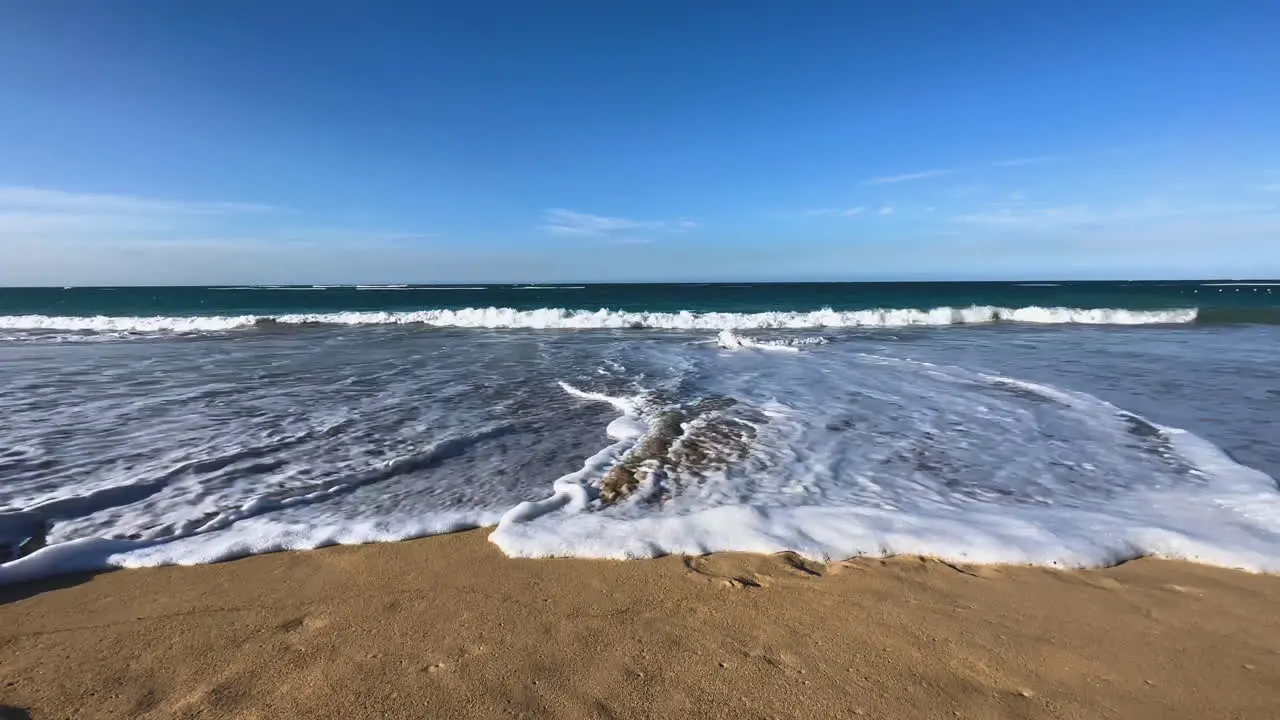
[2,281,1279,583]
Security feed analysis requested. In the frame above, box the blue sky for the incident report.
[1,1,1278,285]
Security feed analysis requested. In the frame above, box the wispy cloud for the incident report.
[0,186,279,216]
[805,207,865,218]
[878,206,894,215]
[539,208,696,238]
[955,205,1102,228]
[0,186,427,251]
[990,155,1057,168]
[540,209,658,236]
[0,186,284,239]
[861,169,952,186]
[273,229,437,245]
[953,198,1278,230]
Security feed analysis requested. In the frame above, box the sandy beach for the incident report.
[1,530,1278,719]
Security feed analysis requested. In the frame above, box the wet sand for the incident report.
[3,528,1279,719]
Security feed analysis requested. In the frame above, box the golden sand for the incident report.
[3,529,1279,719]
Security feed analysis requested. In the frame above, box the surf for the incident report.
[0,305,1200,335]
[3,320,1279,586]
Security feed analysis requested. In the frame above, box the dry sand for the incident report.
[3,529,1280,719]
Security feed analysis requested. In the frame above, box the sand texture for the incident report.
[3,529,1280,719]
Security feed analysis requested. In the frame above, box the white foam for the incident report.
[716,329,828,352]
[490,353,1280,573]
[0,423,527,584]
[0,314,254,333]
[490,497,1280,571]
[5,330,1279,587]
[0,512,503,586]
[0,305,1199,335]
[606,416,649,441]
[558,381,638,414]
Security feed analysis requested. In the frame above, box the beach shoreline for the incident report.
[4,529,1279,719]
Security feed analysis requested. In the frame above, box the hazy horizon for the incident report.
[6,276,1280,290]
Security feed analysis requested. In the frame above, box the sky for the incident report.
[1,1,1278,285]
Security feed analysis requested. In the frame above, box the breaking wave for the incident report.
[715,329,828,351]
[0,305,1199,335]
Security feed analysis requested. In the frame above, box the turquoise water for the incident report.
[0,280,1277,322]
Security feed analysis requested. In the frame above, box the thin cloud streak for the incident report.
[0,210,168,234]
[990,155,1057,167]
[0,185,285,237]
[954,205,1101,228]
[539,208,696,237]
[0,186,430,252]
[805,207,865,218]
[0,186,280,215]
[953,199,1280,230]
[861,169,952,185]
[948,184,982,198]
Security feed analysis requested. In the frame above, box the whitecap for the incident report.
[0,305,1199,335]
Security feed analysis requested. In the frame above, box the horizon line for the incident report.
[3,277,1277,290]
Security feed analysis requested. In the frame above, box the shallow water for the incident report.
[2,321,1278,583]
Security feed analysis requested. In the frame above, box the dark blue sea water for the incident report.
[2,281,1278,584]
[0,281,1277,324]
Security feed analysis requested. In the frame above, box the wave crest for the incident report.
[0,305,1199,335]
